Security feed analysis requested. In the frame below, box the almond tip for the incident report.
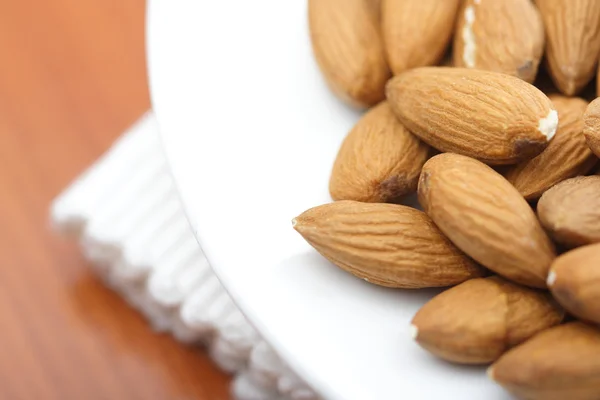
[487,366,496,381]
[409,324,419,340]
[291,218,298,228]
[547,270,557,287]
[538,109,558,141]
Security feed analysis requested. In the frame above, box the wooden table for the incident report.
[0,1,231,398]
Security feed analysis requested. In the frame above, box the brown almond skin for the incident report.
[453,0,544,83]
[386,67,557,165]
[308,0,391,108]
[329,102,430,203]
[598,62,600,98]
[504,96,596,200]
[412,276,563,364]
[381,0,460,76]
[548,244,600,324]
[583,97,600,157]
[418,154,556,288]
[538,176,600,248]
[537,0,600,96]
[292,201,485,289]
[490,322,600,400]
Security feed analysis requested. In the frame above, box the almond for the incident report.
[453,0,544,83]
[381,0,460,76]
[537,176,600,248]
[411,276,563,364]
[489,322,600,400]
[537,0,600,95]
[418,153,556,288]
[548,244,600,324]
[598,63,600,98]
[504,95,595,200]
[386,67,558,164]
[329,102,430,203]
[308,0,391,108]
[583,97,600,157]
[292,200,485,289]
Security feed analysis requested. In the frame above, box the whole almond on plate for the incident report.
[504,95,596,200]
[308,0,391,108]
[418,153,556,288]
[598,63,600,97]
[547,244,600,324]
[329,102,429,203]
[583,97,600,157]
[489,322,600,400]
[381,0,460,75]
[292,200,485,288]
[411,276,563,364]
[453,0,544,83]
[536,0,600,95]
[538,176,600,248]
[386,67,558,164]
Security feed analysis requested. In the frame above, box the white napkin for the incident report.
[51,111,318,400]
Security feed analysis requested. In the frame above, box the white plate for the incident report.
[146,2,512,399]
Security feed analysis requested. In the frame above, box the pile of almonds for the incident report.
[296,0,600,399]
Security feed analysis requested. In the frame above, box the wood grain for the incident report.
[0,0,231,399]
